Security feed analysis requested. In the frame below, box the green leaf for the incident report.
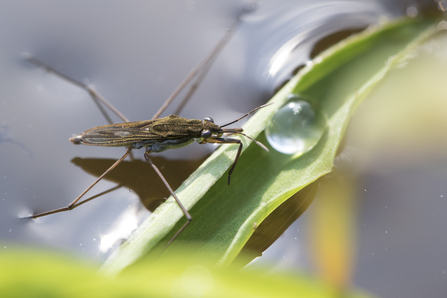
[0,247,377,298]
[102,17,439,275]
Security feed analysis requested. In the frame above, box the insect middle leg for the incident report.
[144,151,192,247]
[21,147,132,219]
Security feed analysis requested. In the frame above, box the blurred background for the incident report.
[0,0,446,297]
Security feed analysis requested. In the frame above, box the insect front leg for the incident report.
[205,138,242,185]
[144,147,192,248]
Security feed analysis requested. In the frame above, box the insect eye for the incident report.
[201,129,212,139]
[204,117,214,123]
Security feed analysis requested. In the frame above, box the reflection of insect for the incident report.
[22,3,268,246]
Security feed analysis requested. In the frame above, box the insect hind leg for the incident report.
[25,54,129,124]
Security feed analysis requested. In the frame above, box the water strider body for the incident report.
[70,107,270,185]
[71,115,238,151]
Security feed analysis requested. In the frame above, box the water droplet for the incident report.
[266,95,327,155]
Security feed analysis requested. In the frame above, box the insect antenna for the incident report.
[220,102,273,128]
[239,132,269,152]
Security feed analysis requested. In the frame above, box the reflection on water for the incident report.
[261,1,388,91]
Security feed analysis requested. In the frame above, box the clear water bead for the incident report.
[266,96,327,155]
